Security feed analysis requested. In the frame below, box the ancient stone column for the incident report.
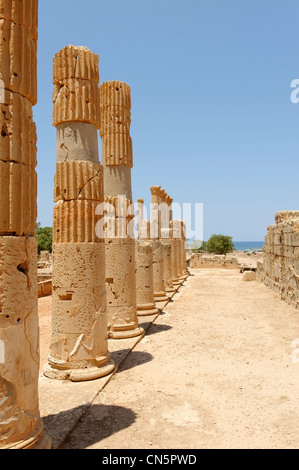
[137,198,144,239]
[150,186,168,302]
[180,220,189,278]
[161,236,176,294]
[135,241,159,317]
[0,0,51,449]
[44,46,115,382]
[167,200,181,286]
[100,81,144,339]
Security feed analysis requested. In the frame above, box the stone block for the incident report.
[52,242,105,289]
[53,45,100,84]
[105,237,137,309]
[0,0,38,39]
[243,271,256,281]
[52,78,100,128]
[0,19,37,104]
[51,285,106,337]
[54,160,103,202]
[0,91,36,167]
[100,81,131,110]
[101,133,133,168]
[0,236,37,319]
[0,161,37,236]
[53,199,102,243]
[55,122,100,164]
[99,105,131,137]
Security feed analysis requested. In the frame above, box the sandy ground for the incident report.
[38,269,299,449]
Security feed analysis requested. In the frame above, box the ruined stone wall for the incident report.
[190,254,239,269]
[258,211,299,309]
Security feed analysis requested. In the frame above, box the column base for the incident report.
[154,292,169,302]
[137,303,159,317]
[109,326,145,340]
[43,357,115,382]
[172,279,183,286]
[165,286,177,293]
[4,422,52,449]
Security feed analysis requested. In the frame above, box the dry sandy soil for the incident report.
[38,268,299,449]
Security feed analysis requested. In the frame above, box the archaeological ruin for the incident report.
[258,211,299,309]
[0,0,190,450]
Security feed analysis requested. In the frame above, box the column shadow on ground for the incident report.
[115,350,153,373]
[145,324,172,336]
[44,404,136,449]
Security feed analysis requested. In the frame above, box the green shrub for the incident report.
[35,223,53,254]
[206,234,235,255]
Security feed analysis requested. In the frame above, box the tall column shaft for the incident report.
[44,45,114,381]
[136,241,159,317]
[100,81,143,339]
[0,0,51,449]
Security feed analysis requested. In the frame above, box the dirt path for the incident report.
[41,269,299,449]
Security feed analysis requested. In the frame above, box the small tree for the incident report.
[206,234,235,255]
[35,223,53,254]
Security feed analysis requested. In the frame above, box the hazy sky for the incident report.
[35,0,299,241]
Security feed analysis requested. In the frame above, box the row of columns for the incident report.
[0,36,189,448]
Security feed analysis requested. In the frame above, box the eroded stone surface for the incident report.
[258,211,299,308]
[0,161,37,236]
[100,81,132,168]
[136,241,158,316]
[0,17,37,104]
[46,45,113,382]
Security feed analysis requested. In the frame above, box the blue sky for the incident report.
[35,0,299,241]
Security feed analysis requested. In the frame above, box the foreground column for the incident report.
[0,1,51,448]
[44,45,115,381]
[100,81,144,339]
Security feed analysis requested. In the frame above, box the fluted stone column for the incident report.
[150,186,168,302]
[100,81,144,339]
[44,46,115,382]
[168,199,181,286]
[0,0,51,449]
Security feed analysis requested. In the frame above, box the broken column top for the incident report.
[53,45,100,83]
[100,81,131,109]
[52,45,101,129]
[275,211,299,225]
[150,186,161,198]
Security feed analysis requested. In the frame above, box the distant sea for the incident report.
[233,241,264,252]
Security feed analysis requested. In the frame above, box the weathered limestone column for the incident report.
[161,235,176,294]
[100,81,144,339]
[44,46,115,381]
[168,199,181,286]
[137,198,144,239]
[180,220,189,278]
[0,1,51,449]
[136,200,159,315]
[150,186,168,302]
[135,241,159,317]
